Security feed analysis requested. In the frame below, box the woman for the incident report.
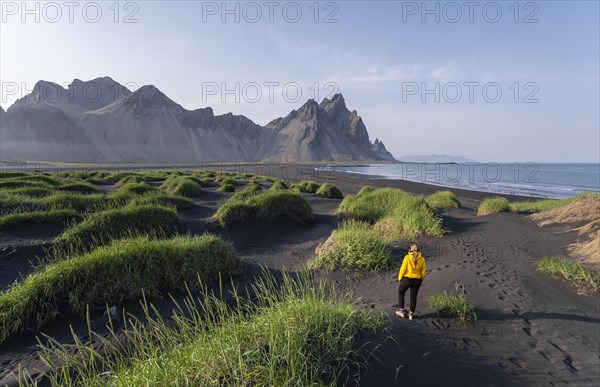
[396,243,426,320]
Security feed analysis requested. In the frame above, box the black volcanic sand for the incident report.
[0,164,599,386]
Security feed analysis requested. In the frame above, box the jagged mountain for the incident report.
[264,94,394,161]
[8,77,131,116]
[76,85,277,162]
[0,104,103,162]
[1,77,396,163]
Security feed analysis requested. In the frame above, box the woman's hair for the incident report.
[410,242,419,251]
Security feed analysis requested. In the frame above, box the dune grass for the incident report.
[7,174,61,186]
[217,183,236,192]
[59,182,99,194]
[0,179,52,189]
[309,221,393,272]
[0,172,28,178]
[510,192,600,213]
[537,256,600,293]
[24,271,385,386]
[299,180,321,193]
[0,234,241,344]
[53,205,179,251]
[338,188,408,223]
[269,180,288,191]
[127,193,195,211]
[0,209,77,229]
[316,183,344,199]
[213,191,314,228]
[171,179,202,197]
[118,182,156,195]
[426,191,460,209]
[428,285,477,321]
[356,186,375,198]
[42,193,109,213]
[477,197,511,215]
[1,186,54,198]
[116,175,148,186]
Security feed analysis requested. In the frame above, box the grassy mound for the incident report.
[0,193,38,212]
[54,205,179,251]
[315,183,343,199]
[43,193,108,213]
[269,180,288,191]
[1,186,54,198]
[339,188,443,240]
[477,197,510,215]
[213,191,314,227]
[172,179,202,197]
[426,191,460,209]
[428,285,477,321]
[118,182,156,195]
[128,193,195,211]
[0,209,77,229]
[7,175,61,186]
[537,256,600,293]
[356,186,375,197]
[0,234,241,343]
[116,175,148,186]
[299,180,321,193]
[217,183,236,192]
[309,221,392,271]
[0,179,52,189]
[30,272,384,386]
[59,182,99,194]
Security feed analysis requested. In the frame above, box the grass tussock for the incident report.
[316,183,344,199]
[54,205,179,251]
[269,180,288,191]
[428,285,477,321]
[118,182,156,195]
[477,197,510,215]
[1,186,54,198]
[213,191,314,228]
[0,209,77,229]
[426,191,460,209]
[127,193,195,211]
[217,183,236,192]
[0,234,241,343]
[299,180,321,193]
[172,179,202,197]
[42,193,108,213]
[339,188,443,241]
[309,221,393,272]
[26,271,385,386]
[0,179,52,189]
[537,256,600,294]
[59,182,99,194]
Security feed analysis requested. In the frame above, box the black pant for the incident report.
[398,277,422,312]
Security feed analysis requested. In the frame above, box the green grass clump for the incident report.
[428,285,477,321]
[29,271,385,386]
[537,256,600,293]
[338,187,408,223]
[8,174,61,186]
[118,182,156,195]
[374,196,443,241]
[0,209,77,229]
[510,192,600,213]
[290,183,304,192]
[477,197,511,215]
[269,180,288,191]
[213,191,314,227]
[172,180,202,197]
[54,205,179,251]
[128,193,195,211]
[339,188,442,240]
[217,177,241,186]
[0,193,38,212]
[2,186,53,198]
[58,182,99,194]
[308,221,392,272]
[316,183,344,199]
[300,180,321,193]
[116,175,148,186]
[426,191,460,209]
[0,179,51,189]
[356,186,376,197]
[0,234,241,343]
[43,193,108,213]
[217,183,236,192]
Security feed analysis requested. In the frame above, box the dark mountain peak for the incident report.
[319,93,346,110]
[128,85,180,108]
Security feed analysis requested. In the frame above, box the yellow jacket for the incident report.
[398,253,426,282]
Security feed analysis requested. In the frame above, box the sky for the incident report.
[1,0,599,163]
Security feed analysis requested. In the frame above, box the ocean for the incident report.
[318,163,600,199]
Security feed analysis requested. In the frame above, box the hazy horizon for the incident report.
[1,1,599,163]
